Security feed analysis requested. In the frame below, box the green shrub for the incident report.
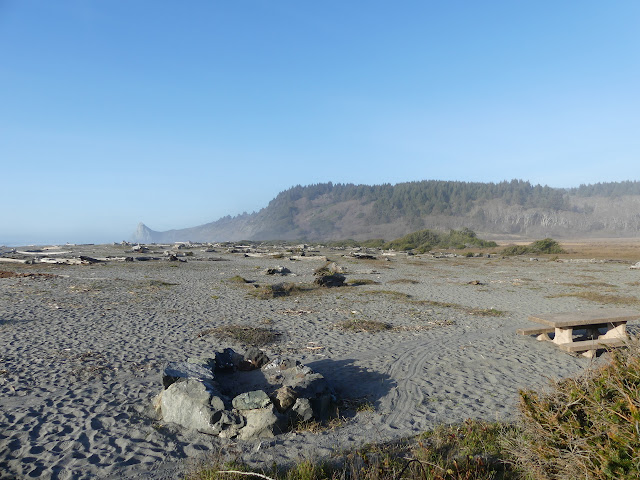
[514,341,640,479]
[384,228,497,252]
[502,238,565,256]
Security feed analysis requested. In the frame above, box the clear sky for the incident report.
[2,1,639,245]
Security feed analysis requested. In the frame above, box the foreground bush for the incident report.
[514,341,640,479]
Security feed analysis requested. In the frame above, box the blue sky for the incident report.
[2,1,639,245]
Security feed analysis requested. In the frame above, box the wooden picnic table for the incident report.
[518,308,640,358]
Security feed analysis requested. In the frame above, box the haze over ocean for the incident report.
[2,1,639,245]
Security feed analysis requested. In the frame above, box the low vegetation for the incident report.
[502,238,565,256]
[548,291,639,306]
[249,282,314,299]
[514,340,640,479]
[346,279,379,286]
[384,228,497,254]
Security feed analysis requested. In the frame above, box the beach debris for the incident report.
[314,273,345,287]
[154,348,335,439]
[630,261,640,269]
[349,252,377,260]
[467,280,485,285]
[264,265,291,275]
[313,261,346,287]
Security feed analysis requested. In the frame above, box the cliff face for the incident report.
[131,182,640,243]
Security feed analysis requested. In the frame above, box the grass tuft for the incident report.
[249,282,314,299]
[334,319,393,332]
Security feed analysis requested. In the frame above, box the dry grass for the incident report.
[358,290,412,300]
[187,419,518,480]
[197,325,281,346]
[334,319,393,333]
[387,278,420,285]
[560,281,617,290]
[249,282,315,299]
[345,278,380,286]
[554,238,640,261]
[548,291,639,305]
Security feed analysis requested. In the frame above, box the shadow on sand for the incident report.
[307,358,395,417]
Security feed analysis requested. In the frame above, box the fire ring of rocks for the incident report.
[153,347,334,439]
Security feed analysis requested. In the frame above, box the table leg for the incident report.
[601,322,627,340]
[553,327,574,344]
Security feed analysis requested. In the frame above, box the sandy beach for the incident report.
[1,242,638,479]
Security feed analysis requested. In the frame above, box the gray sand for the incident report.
[1,244,635,479]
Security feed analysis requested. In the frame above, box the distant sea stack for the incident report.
[134,223,157,244]
[131,179,640,243]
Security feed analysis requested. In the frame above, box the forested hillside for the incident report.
[133,180,640,243]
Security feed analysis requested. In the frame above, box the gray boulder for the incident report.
[238,405,284,439]
[162,361,216,389]
[159,379,225,434]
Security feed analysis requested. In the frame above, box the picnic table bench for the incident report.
[518,308,640,358]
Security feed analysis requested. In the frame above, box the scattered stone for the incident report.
[272,386,297,412]
[264,265,291,275]
[238,405,284,439]
[155,349,334,439]
[79,256,103,264]
[291,397,314,423]
[314,273,345,287]
[215,348,245,371]
[232,390,271,410]
[241,347,270,370]
[350,253,376,260]
[162,361,216,390]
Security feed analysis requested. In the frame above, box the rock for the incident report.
[350,253,376,260]
[79,256,103,264]
[272,386,297,412]
[630,262,640,270]
[264,266,291,275]
[187,356,216,371]
[314,261,346,275]
[238,405,284,439]
[211,410,245,437]
[290,397,313,423]
[241,347,270,370]
[232,390,271,410]
[159,379,225,434]
[215,348,244,371]
[162,361,216,389]
[314,273,345,287]
[288,371,333,420]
